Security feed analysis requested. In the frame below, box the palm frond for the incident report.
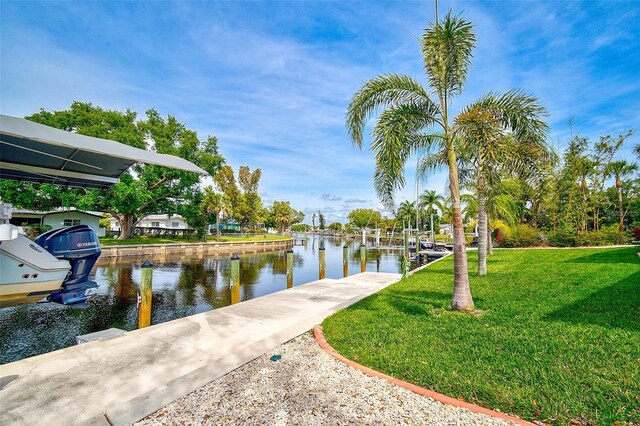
[370,104,444,209]
[421,11,476,100]
[346,74,441,148]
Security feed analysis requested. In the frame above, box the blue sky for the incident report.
[1,1,638,224]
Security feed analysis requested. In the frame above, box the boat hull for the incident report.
[0,234,70,307]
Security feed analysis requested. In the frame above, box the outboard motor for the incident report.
[35,225,101,305]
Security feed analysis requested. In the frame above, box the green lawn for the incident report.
[322,247,640,425]
[99,234,290,246]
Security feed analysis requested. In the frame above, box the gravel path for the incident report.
[137,332,516,426]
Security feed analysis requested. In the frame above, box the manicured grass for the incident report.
[322,247,640,425]
[99,234,290,246]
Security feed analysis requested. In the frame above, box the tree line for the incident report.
[0,102,305,240]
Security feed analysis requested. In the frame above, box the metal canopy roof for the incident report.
[0,114,207,189]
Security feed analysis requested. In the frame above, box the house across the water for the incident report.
[10,208,105,235]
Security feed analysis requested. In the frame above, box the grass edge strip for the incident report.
[312,324,537,426]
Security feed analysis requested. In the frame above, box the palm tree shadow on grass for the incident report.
[386,291,484,317]
[543,271,640,332]
[567,248,640,264]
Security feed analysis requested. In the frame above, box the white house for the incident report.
[108,214,191,231]
[10,208,105,235]
[439,223,453,235]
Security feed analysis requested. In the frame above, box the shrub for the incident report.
[501,224,543,247]
[630,226,640,240]
[548,227,631,247]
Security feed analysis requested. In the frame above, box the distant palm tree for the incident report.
[608,160,638,231]
[202,186,228,241]
[396,200,416,229]
[420,190,444,240]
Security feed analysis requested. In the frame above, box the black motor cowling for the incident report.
[35,225,101,304]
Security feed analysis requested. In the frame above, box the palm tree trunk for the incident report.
[477,174,487,276]
[448,147,474,311]
[487,221,494,255]
[216,213,221,241]
[618,187,624,231]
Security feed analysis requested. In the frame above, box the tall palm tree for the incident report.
[456,96,549,275]
[347,12,477,310]
[347,12,547,309]
[608,160,638,231]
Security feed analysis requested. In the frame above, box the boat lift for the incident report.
[0,114,208,306]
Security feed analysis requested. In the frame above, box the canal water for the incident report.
[0,236,406,364]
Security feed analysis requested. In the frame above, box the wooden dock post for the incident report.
[360,244,366,273]
[343,244,348,277]
[376,251,381,273]
[138,260,153,329]
[319,247,326,279]
[230,254,240,304]
[286,248,294,289]
[404,229,409,257]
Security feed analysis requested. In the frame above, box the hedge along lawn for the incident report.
[322,247,640,425]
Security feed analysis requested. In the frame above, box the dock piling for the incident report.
[138,260,153,329]
[342,244,348,277]
[404,230,409,257]
[286,248,294,288]
[360,244,366,273]
[319,247,326,279]
[230,254,240,304]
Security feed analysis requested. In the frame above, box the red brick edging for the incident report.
[313,325,536,426]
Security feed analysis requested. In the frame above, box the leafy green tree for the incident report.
[328,222,343,233]
[214,165,264,231]
[267,200,303,233]
[318,210,326,230]
[347,208,382,230]
[1,102,224,239]
[291,223,311,232]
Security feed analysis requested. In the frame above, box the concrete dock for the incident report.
[0,272,400,425]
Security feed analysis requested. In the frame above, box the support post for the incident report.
[319,247,326,279]
[360,244,366,273]
[343,244,349,277]
[361,229,366,245]
[138,260,153,329]
[230,254,240,304]
[286,248,294,289]
[376,251,381,273]
[375,228,380,246]
[404,229,409,257]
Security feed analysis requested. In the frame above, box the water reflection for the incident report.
[0,236,403,364]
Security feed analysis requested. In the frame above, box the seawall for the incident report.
[99,238,294,259]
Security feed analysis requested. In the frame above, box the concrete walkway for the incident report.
[0,272,400,426]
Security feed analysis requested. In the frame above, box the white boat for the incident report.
[0,230,70,306]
